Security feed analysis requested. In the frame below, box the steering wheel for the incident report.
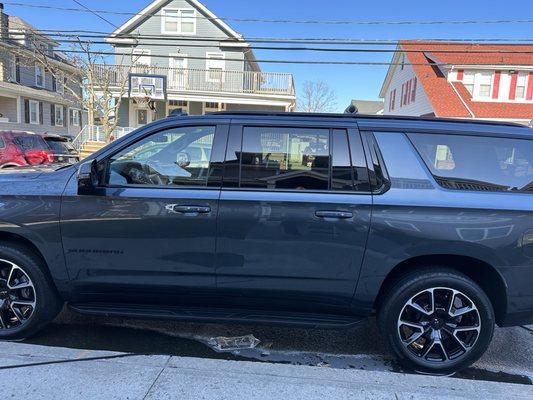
[126,165,165,185]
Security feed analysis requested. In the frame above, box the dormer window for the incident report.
[162,9,196,34]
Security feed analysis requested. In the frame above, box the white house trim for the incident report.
[161,8,197,35]
[107,0,244,42]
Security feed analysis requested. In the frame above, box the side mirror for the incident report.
[78,160,98,195]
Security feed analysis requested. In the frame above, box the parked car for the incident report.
[0,112,532,375]
[0,131,54,169]
[39,134,80,164]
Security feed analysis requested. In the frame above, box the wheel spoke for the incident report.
[454,325,480,333]
[437,341,449,361]
[422,339,435,358]
[0,313,5,329]
[8,281,32,290]
[399,320,424,331]
[407,300,432,316]
[9,303,24,322]
[11,300,35,307]
[450,305,476,318]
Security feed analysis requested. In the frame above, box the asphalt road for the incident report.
[20,307,533,386]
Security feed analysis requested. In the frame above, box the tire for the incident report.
[378,268,495,375]
[0,242,63,340]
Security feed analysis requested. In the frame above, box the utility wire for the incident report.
[57,49,533,66]
[37,31,533,46]
[71,0,118,29]
[3,2,533,26]
[50,38,533,54]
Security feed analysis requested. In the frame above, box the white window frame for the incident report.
[35,64,45,88]
[29,100,39,125]
[476,71,493,99]
[515,72,528,100]
[205,52,226,83]
[8,55,17,82]
[55,104,64,127]
[57,72,65,94]
[70,108,81,127]
[161,8,196,35]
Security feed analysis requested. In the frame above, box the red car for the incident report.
[0,131,54,169]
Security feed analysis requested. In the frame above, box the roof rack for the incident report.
[206,111,527,128]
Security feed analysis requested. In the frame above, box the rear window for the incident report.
[14,135,49,151]
[0,137,5,149]
[408,133,533,193]
[45,138,76,154]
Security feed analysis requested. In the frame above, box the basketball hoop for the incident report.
[134,96,152,108]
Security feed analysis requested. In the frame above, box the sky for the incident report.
[4,0,533,112]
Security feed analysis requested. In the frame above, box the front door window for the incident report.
[137,109,149,126]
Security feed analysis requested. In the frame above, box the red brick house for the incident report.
[379,41,533,125]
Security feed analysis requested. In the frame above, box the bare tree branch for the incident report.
[297,80,337,113]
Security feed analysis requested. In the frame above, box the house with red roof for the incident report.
[379,41,533,125]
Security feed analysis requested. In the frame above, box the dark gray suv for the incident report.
[0,112,532,374]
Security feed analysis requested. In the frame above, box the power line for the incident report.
[58,49,533,66]
[50,38,533,55]
[3,2,533,26]
[38,30,533,46]
[71,0,117,29]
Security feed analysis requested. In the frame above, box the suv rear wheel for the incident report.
[378,268,495,375]
[0,243,62,340]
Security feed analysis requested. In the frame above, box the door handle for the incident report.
[166,204,211,215]
[315,210,353,219]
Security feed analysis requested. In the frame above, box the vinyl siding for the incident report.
[0,95,18,122]
[383,54,434,116]
[114,0,246,72]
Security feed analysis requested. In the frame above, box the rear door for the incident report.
[214,119,373,314]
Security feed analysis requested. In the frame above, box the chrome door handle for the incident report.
[166,204,211,214]
[315,210,353,219]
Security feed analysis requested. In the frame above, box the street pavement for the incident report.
[0,341,532,400]
[0,309,531,398]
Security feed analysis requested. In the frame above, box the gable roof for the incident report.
[107,0,244,42]
[8,16,58,46]
[381,41,533,119]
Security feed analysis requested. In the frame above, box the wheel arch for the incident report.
[0,231,64,296]
[375,254,508,325]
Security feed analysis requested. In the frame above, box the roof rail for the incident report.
[207,111,527,128]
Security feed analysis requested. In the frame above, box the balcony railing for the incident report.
[93,64,295,97]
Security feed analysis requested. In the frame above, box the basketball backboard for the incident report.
[128,74,167,101]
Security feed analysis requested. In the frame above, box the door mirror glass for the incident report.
[78,160,98,194]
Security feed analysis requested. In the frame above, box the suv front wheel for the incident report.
[378,268,495,375]
[0,243,62,340]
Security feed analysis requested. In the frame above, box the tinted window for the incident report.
[240,127,330,190]
[14,135,48,151]
[409,133,533,192]
[107,126,215,187]
[45,139,76,154]
[0,137,5,149]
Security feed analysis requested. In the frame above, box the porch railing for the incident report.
[93,64,295,97]
[73,125,135,150]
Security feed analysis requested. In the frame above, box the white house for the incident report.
[380,41,533,125]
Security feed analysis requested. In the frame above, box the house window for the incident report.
[204,102,225,112]
[477,71,492,98]
[55,105,64,127]
[515,72,528,100]
[463,71,475,95]
[29,100,39,125]
[206,53,225,82]
[162,9,196,34]
[70,109,81,126]
[8,55,16,82]
[57,72,65,93]
[35,64,45,87]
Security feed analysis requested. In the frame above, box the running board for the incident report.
[68,303,366,329]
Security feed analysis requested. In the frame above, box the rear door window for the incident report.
[229,125,370,192]
[408,133,533,192]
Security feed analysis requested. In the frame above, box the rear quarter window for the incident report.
[408,133,533,193]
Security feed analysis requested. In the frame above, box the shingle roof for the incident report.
[400,41,533,120]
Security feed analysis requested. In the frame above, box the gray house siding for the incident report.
[0,95,17,122]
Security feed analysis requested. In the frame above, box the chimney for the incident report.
[0,4,8,41]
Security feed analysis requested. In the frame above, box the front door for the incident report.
[61,123,228,306]
[133,106,153,128]
[215,123,372,314]
[169,55,188,90]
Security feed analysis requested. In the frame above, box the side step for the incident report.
[68,303,366,329]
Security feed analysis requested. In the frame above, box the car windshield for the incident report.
[14,135,49,151]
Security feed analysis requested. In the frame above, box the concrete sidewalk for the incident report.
[0,342,532,399]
